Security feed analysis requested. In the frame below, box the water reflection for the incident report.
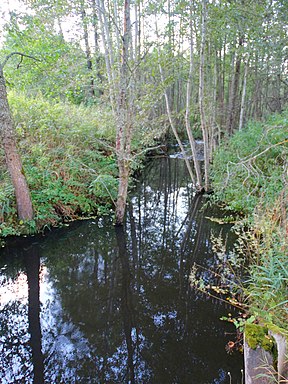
[0,157,243,383]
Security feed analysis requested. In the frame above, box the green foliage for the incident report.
[211,111,288,214]
[210,110,288,330]
[0,92,118,236]
[1,14,95,104]
[221,314,256,333]
[244,202,288,328]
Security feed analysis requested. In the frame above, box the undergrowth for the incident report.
[211,110,287,214]
[0,92,120,236]
[192,110,288,331]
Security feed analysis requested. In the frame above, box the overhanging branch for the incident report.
[1,52,40,70]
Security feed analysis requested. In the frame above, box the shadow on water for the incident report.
[0,156,243,383]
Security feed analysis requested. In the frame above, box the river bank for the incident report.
[210,109,288,382]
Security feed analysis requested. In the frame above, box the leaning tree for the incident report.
[0,52,34,221]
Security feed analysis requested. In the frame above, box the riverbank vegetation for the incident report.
[211,109,287,329]
[0,1,287,379]
[0,91,155,237]
[0,0,287,324]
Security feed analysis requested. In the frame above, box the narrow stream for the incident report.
[0,155,243,383]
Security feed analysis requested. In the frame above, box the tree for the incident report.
[199,0,210,191]
[114,0,134,225]
[96,0,137,225]
[0,53,34,221]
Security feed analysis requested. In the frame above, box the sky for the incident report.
[0,0,28,45]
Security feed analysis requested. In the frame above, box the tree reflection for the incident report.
[0,242,44,383]
[25,246,44,384]
[115,225,136,383]
[0,156,243,383]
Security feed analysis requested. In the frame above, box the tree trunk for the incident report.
[91,0,104,94]
[239,54,249,131]
[158,58,197,187]
[185,3,203,190]
[80,0,95,97]
[96,0,116,108]
[226,37,243,134]
[199,0,210,191]
[115,0,133,225]
[0,68,33,221]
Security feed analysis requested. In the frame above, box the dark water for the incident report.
[0,156,243,384]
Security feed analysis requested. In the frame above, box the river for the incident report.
[0,155,243,383]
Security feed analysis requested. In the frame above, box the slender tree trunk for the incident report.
[185,4,202,190]
[199,0,210,191]
[115,0,133,225]
[96,0,116,107]
[211,50,218,153]
[80,0,95,97]
[219,38,226,128]
[134,1,139,60]
[226,37,243,134]
[158,59,197,187]
[239,54,249,131]
[91,0,103,93]
[0,68,33,221]
[113,0,121,57]
[226,48,236,134]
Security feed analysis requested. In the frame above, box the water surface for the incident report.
[0,156,243,383]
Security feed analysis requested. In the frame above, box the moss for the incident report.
[245,324,275,352]
[265,322,288,342]
[245,323,279,368]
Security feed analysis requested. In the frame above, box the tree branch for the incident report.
[1,52,40,70]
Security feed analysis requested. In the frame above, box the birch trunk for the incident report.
[185,4,203,190]
[226,38,243,135]
[80,0,95,97]
[96,0,116,107]
[239,54,249,131]
[199,0,210,191]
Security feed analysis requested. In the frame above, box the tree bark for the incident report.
[115,0,133,225]
[199,0,210,191]
[185,3,203,190]
[226,37,243,135]
[80,0,95,97]
[239,53,249,131]
[0,68,33,221]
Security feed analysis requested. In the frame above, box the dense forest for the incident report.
[0,0,287,227]
[0,0,287,381]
